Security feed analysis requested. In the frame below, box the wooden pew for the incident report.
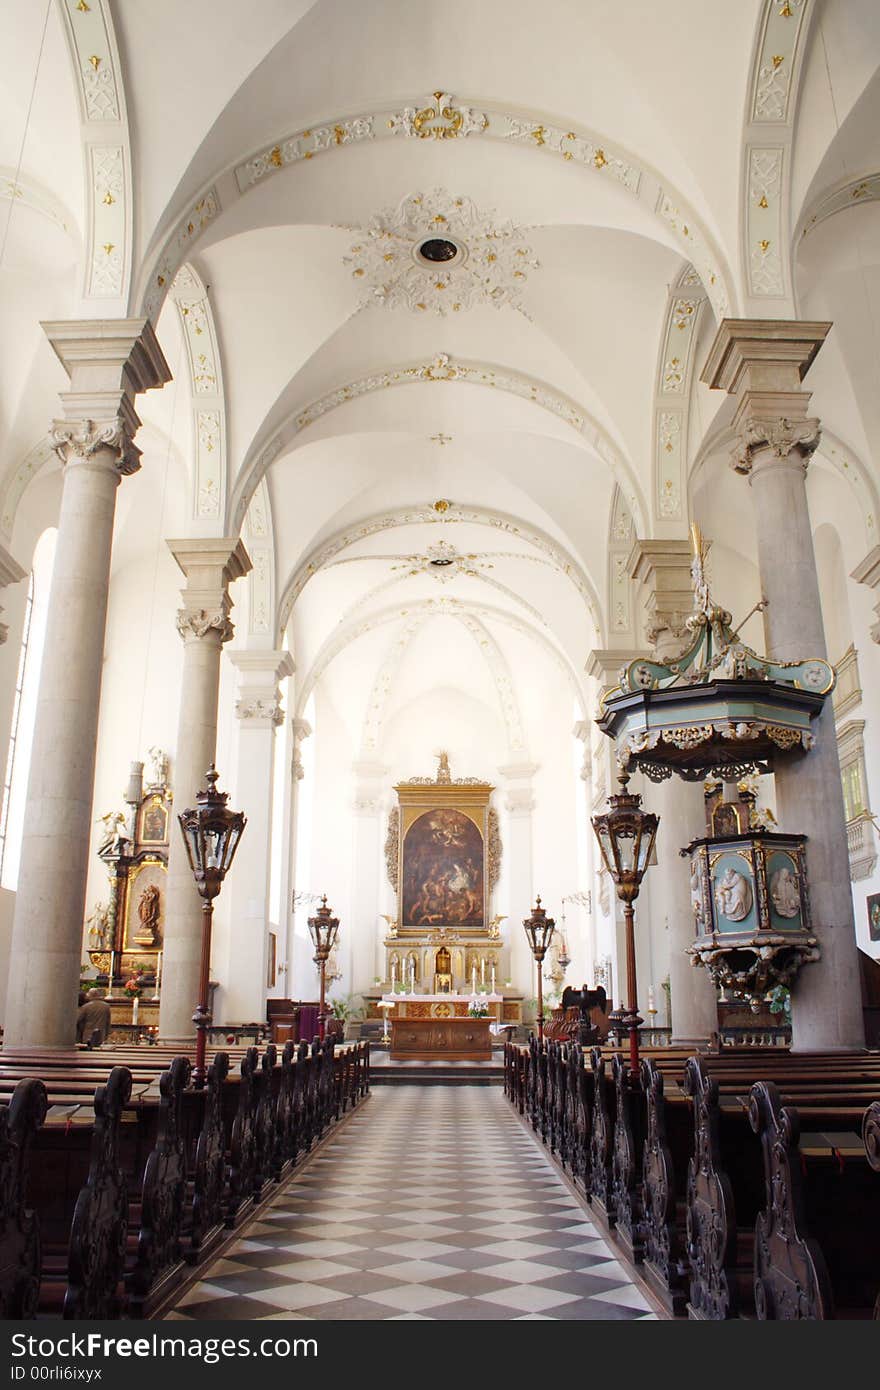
[0,1038,371,1319]
[506,1038,880,1320]
[0,1078,48,1316]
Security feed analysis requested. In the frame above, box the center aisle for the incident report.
[167,1086,659,1321]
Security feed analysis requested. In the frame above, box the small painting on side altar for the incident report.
[403,808,484,928]
[868,892,880,942]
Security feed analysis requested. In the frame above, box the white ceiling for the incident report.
[2,0,879,773]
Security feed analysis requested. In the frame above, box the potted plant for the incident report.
[467,997,489,1018]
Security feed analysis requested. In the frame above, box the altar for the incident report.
[383,991,504,1020]
[390,1014,492,1061]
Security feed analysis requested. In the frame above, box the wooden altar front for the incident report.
[390,1015,492,1061]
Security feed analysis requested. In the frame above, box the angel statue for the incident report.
[96,809,126,849]
[379,913,398,938]
[487,913,507,940]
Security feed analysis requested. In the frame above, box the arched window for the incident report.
[0,528,57,889]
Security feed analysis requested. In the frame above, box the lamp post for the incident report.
[523,896,556,1043]
[591,768,659,1072]
[308,896,340,1041]
[177,766,246,1088]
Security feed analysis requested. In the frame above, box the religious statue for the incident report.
[135,882,162,946]
[714,866,753,922]
[690,859,704,928]
[770,866,800,919]
[86,900,112,950]
[435,750,451,783]
[96,809,126,849]
[144,746,169,790]
[487,913,506,939]
[379,912,398,938]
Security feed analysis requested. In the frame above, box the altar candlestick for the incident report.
[106,951,115,998]
[391,960,396,992]
[153,949,163,1001]
[481,959,485,987]
[472,965,477,994]
[132,995,139,1026]
[410,959,415,992]
[647,984,656,1012]
[491,965,496,994]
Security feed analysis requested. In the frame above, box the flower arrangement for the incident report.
[467,997,489,1018]
[123,971,143,999]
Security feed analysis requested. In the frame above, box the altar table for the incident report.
[390,1015,492,1061]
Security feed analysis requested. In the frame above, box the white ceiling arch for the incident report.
[294,594,587,720]
[229,352,647,539]
[136,89,737,325]
[55,0,133,312]
[277,500,604,643]
[738,0,818,315]
[358,607,528,762]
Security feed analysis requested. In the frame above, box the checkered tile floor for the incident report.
[166,1086,659,1320]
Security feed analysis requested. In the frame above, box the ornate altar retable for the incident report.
[382,752,508,996]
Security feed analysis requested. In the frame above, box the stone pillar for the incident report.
[571,721,596,985]
[222,650,294,1023]
[702,318,864,1050]
[585,651,642,1005]
[498,762,537,997]
[350,761,387,994]
[159,538,251,1041]
[3,320,170,1047]
[286,718,313,989]
[628,543,718,1044]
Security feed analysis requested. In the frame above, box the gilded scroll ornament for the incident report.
[487,807,502,892]
[384,807,400,891]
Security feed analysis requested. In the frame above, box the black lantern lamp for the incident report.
[523,896,556,1043]
[307,896,340,1041]
[592,769,659,1071]
[178,765,246,1086]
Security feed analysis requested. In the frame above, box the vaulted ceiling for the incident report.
[2,0,879,767]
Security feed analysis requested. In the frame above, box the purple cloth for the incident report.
[296,1003,320,1042]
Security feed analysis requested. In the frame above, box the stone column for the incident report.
[159,538,251,1041]
[628,542,718,1043]
[702,319,864,1050]
[286,717,313,989]
[585,651,642,1006]
[350,761,387,994]
[222,650,294,1023]
[498,762,538,998]
[3,320,170,1047]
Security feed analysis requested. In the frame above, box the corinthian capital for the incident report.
[175,606,234,643]
[732,415,821,476]
[236,695,283,725]
[50,415,142,476]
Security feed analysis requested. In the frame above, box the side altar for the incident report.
[382,752,508,994]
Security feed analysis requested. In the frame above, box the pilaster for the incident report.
[627,539,694,659]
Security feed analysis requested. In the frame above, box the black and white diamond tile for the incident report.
[165,1086,659,1321]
